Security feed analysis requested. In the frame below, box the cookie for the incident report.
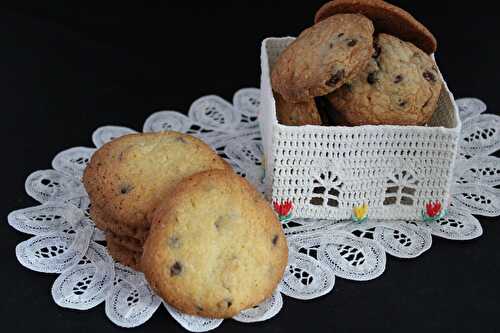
[107,238,142,271]
[83,131,231,230]
[275,92,322,126]
[271,14,374,102]
[106,231,143,253]
[90,205,149,242]
[314,0,437,54]
[142,170,288,318]
[315,96,349,125]
[326,33,442,126]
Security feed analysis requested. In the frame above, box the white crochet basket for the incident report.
[259,37,461,220]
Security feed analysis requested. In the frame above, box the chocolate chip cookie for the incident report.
[275,92,322,126]
[83,131,231,231]
[90,205,149,243]
[142,170,288,318]
[326,33,442,126]
[107,238,142,271]
[271,14,374,102]
[106,231,143,253]
[315,0,437,54]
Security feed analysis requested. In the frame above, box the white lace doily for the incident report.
[8,89,498,332]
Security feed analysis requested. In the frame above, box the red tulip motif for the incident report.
[273,199,293,221]
[426,201,442,218]
[422,200,445,221]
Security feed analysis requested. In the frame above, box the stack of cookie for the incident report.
[83,131,231,269]
[142,169,288,318]
[83,131,288,318]
[272,0,442,127]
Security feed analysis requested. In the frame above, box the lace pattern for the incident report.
[7,89,497,332]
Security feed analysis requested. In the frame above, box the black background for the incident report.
[2,1,500,332]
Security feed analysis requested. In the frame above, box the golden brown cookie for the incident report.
[315,96,349,125]
[271,14,374,102]
[275,92,322,126]
[142,170,288,318]
[90,205,149,242]
[107,238,142,271]
[326,33,442,126]
[106,231,143,253]
[314,0,437,54]
[83,131,231,231]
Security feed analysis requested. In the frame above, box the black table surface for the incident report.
[2,1,500,332]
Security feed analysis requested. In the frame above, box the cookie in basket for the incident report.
[83,131,231,231]
[142,170,288,318]
[107,238,142,271]
[274,92,322,126]
[326,33,442,125]
[314,0,437,54]
[271,13,374,102]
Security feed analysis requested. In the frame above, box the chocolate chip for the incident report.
[344,83,353,92]
[399,100,407,107]
[214,216,224,230]
[168,236,181,249]
[272,235,279,246]
[120,184,132,194]
[372,44,381,58]
[423,99,430,108]
[338,33,344,37]
[347,39,357,47]
[196,306,204,312]
[170,261,182,276]
[326,69,345,87]
[423,71,436,83]
[218,298,233,309]
[394,75,403,83]
[367,72,378,85]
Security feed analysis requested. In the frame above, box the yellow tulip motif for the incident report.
[352,203,368,223]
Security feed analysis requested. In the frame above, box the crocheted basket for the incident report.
[259,37,461,220]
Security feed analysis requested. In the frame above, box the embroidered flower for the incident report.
[422,200,446,222]
[273,199,293,221]
[352,203,368,223]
